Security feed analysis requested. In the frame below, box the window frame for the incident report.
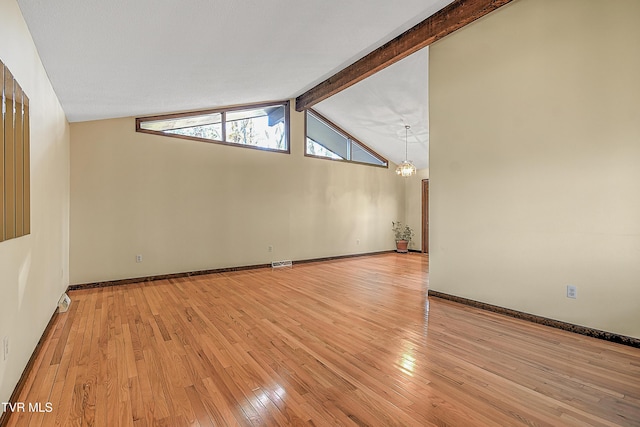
[136,100,290,154]
[304,109,388,168]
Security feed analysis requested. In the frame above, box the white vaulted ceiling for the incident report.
[17,0,453,169]
[314,48,431,170]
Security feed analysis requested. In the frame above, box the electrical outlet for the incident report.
[567,285,577,299]
[58,293,72,313]
[267,245,273,252]
[356,239,360,245]
[3,336,8,361]
[136,254,143,263]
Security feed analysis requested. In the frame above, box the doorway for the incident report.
[422,179,429,253]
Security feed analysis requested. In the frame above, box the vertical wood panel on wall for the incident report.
[15,84,23,236]
[23,95,29,235]
[0,64,4,242]
[0,59,30,242]
[3,67,15,240]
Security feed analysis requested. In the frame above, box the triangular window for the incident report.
[305,110,387,167]
[136,101,289,153]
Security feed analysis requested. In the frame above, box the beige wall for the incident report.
[430,0,640,338]
[70,106,405,284]
[0,0,70,404]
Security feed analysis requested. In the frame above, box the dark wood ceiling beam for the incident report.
[295,0,514,112]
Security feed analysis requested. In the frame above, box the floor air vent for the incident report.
[271,260,293,269]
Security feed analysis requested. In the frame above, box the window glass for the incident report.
[306,138,342,160]
[137,101,289,153]
[352,140,387,166]
[305,110,387,167]
[225,105,286,150]
[139,112,223,141]
[306,111,348,159]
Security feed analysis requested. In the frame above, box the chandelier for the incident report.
[396,125,416,177]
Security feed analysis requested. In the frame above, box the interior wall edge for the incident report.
[429,0,640,340]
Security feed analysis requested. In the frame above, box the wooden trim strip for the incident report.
[68,264,272,291]
[1,63,4,242]
[4,68,15,240]
[293,250,394,266]
[14,85,23,237]
[134,129,291,154]
[68,250,396,291]
[22,98,29,235]
[428,290,640,348]
[136,100,288,124]
[295,0,514,111]
[0,308,59,427]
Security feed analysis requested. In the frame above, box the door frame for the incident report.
[422,179,429,253]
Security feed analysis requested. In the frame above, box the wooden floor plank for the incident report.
[5,253,640,426]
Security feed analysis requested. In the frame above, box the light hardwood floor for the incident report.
[5,253,640,426]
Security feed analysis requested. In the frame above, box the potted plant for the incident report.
[392,221,414,253]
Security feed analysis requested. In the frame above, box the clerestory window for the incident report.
[136,101,289,153]
[305,109,387,168]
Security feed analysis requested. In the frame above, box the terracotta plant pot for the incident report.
[396,240,409,253]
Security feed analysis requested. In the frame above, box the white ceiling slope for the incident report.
[315,48,430,170]
[17,0,453,168]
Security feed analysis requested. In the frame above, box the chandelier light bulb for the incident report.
[397,125,416,177]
